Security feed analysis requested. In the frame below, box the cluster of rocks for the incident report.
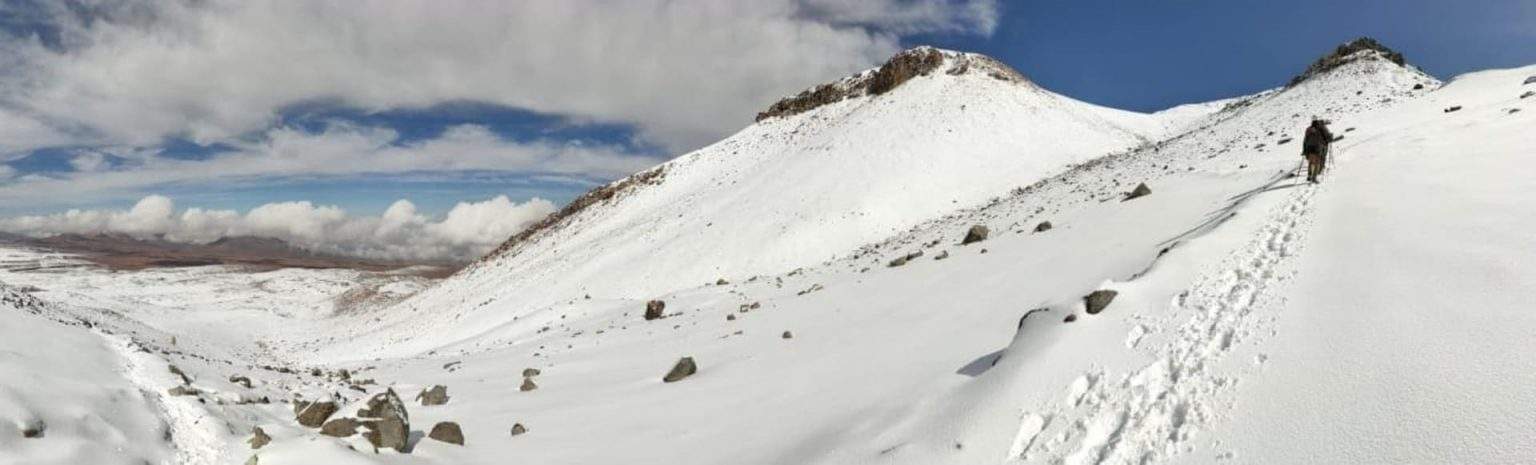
[252,384,480,456]
[521,368,541,392]
[1288,37,1407,86]
[887,250,924,267]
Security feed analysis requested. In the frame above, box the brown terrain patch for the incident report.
[0,233,458,277]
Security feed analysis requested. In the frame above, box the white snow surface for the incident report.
[4,48,1534,465]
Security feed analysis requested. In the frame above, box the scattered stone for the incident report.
[319,418,359,438]
[1124,183,1152,201]
[229,375,253,389]
[310,368,323,377]
[510,423,528,436]
[1063,314,1078,323]
[416,385,449,406]
[663,357,698,383]
[782,331,794,339]
[716,278,729,285]
[521,368,541,378]
[1413,83,1425,90]
[20,419,44,438]
[933,250,949,260]
[1277,138,1293,145]
[167,385,199,396]
[726,314,736,321]
[296,401,338,427]
[520,377,538,392]
[358,389,410,452]
[1443,106,1462,113]
[888,250,924,267]
[961,225,990,245]
[1524,75,1536,85]
[1034,221,1053,233]
[428,422,464,445]
[248,426,271,449]
[644,300,666,321]
[1084,290,1119,315]
[337,369,351,381]
[1521,91,1534,99]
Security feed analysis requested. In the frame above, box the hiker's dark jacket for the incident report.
[1303,124,1333,155]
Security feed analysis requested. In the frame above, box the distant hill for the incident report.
[0,232,459,277]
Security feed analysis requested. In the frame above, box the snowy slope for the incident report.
[6,41,1533,465]
[1179,63,1536,465]
[344,48,1200,356]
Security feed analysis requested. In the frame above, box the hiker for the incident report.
[1301,118,1334,183]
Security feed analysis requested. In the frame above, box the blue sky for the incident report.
[0,0,1532,221]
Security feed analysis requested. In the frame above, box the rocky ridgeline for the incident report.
[1289,37,1408,86]
[755,46,1029,122]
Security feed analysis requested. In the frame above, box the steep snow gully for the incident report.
[5,40,1536,465]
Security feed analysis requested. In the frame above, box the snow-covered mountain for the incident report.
[4,38,1535,465]
[340,47,1230,356]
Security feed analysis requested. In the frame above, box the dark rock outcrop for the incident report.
[1289,37,1407,86]
[296,401,338,428]
[1084,290,1119,315]
[868,47,946,95]
[1124,183,1152,201]
[644,300,666,321]
[961,225,989,245]
[358,389,410,452]
[511,423,528,436]
[663,357,698,383]
[428,421,464,445]
[1035,221,1053,233]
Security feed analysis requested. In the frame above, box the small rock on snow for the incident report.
[663,357,698,383]
[1084,290,1119,315]
[428,421,464,445]
[416,385,449,406]
[962,225,990,245]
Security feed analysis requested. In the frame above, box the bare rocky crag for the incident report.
[1289,37,1407,86]
[754,46,1028,122]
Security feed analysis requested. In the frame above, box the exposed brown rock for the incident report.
[428,421,464,445]
[248,426,271,449]
[663,357,698,383]
[320,418,358,438]
[296,401,338,428]
[520,377,538,392]
[358,389,410,452]
[510,423,528,436]
[644,300,666,321]
[1124,183,1152,201]
[1290,37,1407,86]
[416,385,449,406]
[962,225,990,245]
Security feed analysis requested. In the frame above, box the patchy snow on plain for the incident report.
[3,44,1533,465]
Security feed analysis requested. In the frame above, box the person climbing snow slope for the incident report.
[1301,118,1334,183]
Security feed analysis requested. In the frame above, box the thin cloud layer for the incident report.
[0,195,557,261]
[1,0,1000,153]
[0,123,660,206]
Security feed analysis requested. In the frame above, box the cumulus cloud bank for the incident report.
[0,0,999,153]
[0,195,556,262]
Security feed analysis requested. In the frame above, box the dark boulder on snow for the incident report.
[1521,91,1533,100]
[296,401,338,428]
[663,357,698,383]
[1413,83,1425,90]
[319,418,359,437]
[644,300,666,320]
[1524,75,1536,85]
[521,368,541,378]
[358,389,410,452]
[510,423,528,436]
[167,385,199,397]
[20,419,44,438]
[1124,183,1152,201]
[888,250,924,267]
[1084,290,1119,315]
[428,421,464,445]
[1443,106,1462,113]
[416,385,449,406]
[520,377,539,392]
[229,375,253,389]
[933,250,950,260]
[782,331,794,339]
[1035,221,1053,233]
[247,426,271,449]
[961,225,990,245]
[1063,314,1078,323]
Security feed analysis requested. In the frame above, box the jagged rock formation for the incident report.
[755,47,1028,121]
[1289,37,1407,86]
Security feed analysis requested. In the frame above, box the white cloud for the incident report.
[0,123,661,207]
[0,194,556,261]
[0,164,15,179]
[0,0,999,153]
